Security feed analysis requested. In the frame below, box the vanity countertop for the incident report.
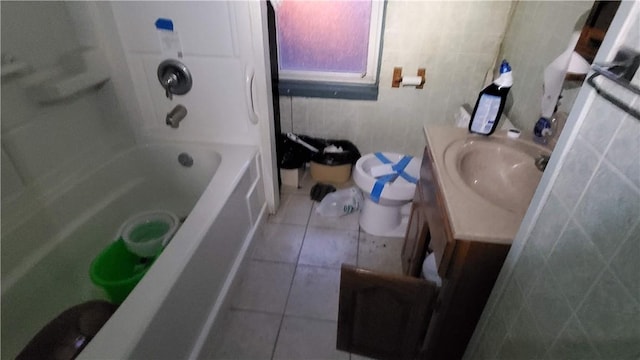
[423,126,549,244]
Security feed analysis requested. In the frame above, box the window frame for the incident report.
[275,0,386,100]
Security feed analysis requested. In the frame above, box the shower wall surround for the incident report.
[104,1,278,210]
[466,2,640,358]
[1,2,133,212]
[108,1,264,147]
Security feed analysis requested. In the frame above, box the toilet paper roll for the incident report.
[402,76,423,86]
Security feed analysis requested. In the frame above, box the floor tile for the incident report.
[252,223,306,264]
[299,227,358,268]
[268,193,313,226]
[273,316,349,360]
[232,260,295,314]
[309,202,360,231]
[357,232,404,275]
[286,265,340,321]
[204,310,281,360]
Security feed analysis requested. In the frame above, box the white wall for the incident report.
[279,1,514,157]
[499,1,594,136]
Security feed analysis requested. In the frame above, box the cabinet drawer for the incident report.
[337,265,439,360]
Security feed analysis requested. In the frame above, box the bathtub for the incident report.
[1,141,267,359]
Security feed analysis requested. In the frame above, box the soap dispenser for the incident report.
[469,60,513,135]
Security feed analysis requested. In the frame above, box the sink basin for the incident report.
[444,136,550,215]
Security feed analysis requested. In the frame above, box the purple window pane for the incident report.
[277,0,372,74]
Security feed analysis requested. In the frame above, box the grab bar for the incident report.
[586,49,640,121]
[244,66,259,125]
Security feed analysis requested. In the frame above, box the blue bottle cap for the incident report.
[533,117,551,137]
[500,60,511,73]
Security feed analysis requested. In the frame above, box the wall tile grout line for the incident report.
[600,217,640,308]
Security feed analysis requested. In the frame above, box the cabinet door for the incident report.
[337,265,438,360]
[401,204,430,277]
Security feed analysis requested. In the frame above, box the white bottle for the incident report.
[316,187,363,217]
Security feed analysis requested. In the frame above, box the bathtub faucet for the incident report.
[166,105,187,128]
[535,153,550,172]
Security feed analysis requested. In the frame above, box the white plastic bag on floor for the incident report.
[316,187,363,217]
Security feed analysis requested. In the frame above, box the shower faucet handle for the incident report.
[161,72,178,100]
[157,59,192,100]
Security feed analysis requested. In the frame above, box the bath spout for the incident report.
[166,105,187,128]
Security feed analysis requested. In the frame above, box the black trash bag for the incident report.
[310,139,361,166]
[278,133,324,169]
[310,183,336,202]
[278,133,361,169]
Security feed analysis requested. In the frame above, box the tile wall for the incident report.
[466,6,640,359]
[279,1,513,157]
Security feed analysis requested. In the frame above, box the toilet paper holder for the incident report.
[392,67,426,89]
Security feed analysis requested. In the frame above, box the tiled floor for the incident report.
[204,171,404,359]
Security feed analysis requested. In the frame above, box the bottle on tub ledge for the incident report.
[469,60,513,136]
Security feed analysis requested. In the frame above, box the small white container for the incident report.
[120,211,179,258]
[421,252,442,287]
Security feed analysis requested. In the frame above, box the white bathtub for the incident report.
[1,142,266,359]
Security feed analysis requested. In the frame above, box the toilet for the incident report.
[353,152,421,237]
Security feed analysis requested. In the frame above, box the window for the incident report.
[274,0,385,100]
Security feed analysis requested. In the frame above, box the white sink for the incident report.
[444,136,550,215]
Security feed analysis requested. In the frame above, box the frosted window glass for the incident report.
[276,0,372,74]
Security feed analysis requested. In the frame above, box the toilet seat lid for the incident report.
[354,152,420,201]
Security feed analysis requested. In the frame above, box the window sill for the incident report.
[278,80,378,101]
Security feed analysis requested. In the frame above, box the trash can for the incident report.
[89,238,156,304]
[278,133,361,185]
[309,139,361,184]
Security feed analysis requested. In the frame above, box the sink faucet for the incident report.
[166,105,187,128]
[535,154,550,172]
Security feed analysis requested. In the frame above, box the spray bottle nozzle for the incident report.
[500,60,512,73]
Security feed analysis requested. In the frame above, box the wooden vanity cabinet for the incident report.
[337,145,510,360]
